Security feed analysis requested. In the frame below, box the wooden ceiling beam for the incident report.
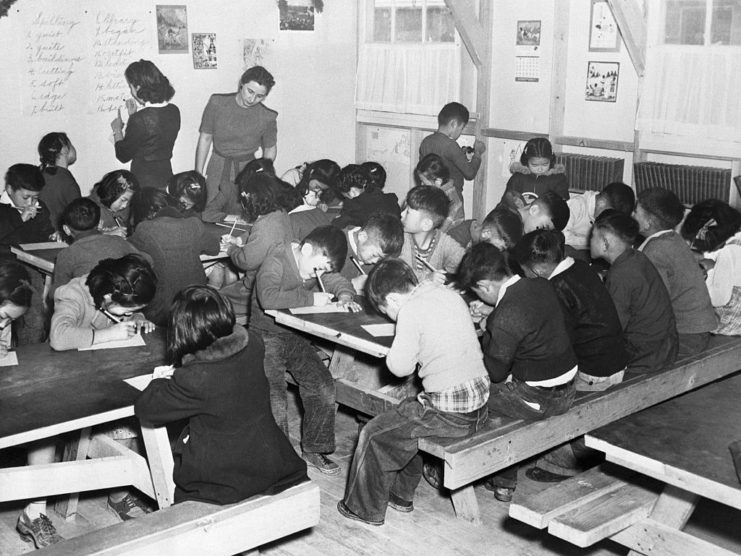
[444,0,486,68]
[607,0,647,76]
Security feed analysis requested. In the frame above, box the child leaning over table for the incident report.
[338,258,489,526]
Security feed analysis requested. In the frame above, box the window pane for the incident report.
[664,0,707,44]
[711,0,741,44]
[426,6,455,42]
[396,7,422,42]
[373,8,392,42]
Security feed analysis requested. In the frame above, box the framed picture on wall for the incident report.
[192,33,217,69]
[589,0,620,52]
[585,61,619,102]
[156,5,188,54]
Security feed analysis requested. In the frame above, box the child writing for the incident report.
[505,137,569,201]
[37,132,81,231]
[0,163,55,248]
[167,171,207,218]
[361,161,387,191]
[338,258,489,526]
[332,164,400,229]
[285,171,332,241]
[285,158,341,205]
[415,153,464,232]
[202,157,275,222]
[251,226,359,475]
[135,286,308,505]
[88,170,139,238]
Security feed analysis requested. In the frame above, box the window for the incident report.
[372,0,455,43]
[663,0,741,45]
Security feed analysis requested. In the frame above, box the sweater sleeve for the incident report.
[440,235,466,274]
[230,218,281,271]
[481,311,518,382]
[135,371,205,426]
[49,288,94,351]
[256,255,314,309]
[321,272,356,300]
[385,312,418,378]
[605,272,633,330]
[114,112,146,163]
[553,174,570,200]
[195,220,220,256]
[445,142,482,180]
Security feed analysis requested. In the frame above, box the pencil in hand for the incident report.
[314,268,326,292]
[350,256,366,275]
[414,253,437,273]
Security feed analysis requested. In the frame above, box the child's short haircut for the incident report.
[406,185,450,228]
[0,260,32,308]
[637,187,684,230]
[681,199,741,252]
[456,243,513,290]
[512,229,565,268]
[62,198,101,232]
[365,258,418,313]
[130,187,173,229]
[235,158,276,186]
[167,171,207,213]
[5,163,45,192]
[94,170,139,208]
[86,254,157,309]
[520,137,556,167]
[601,182,635,215]
[437,102,469,127]
[481,207,523,249]
[361,161,386,190]
[593,209,640,244]
[534,191,570,231]
[415,153,450,185]
[237,173,285,222]
[336,164,370,196]
[363,212,404,257]
[167,285,235,366]
[301,225,348,273]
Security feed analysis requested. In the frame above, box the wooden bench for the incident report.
[38,481,320,555]
[415,336,741,524]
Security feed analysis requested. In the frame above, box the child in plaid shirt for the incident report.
[338,258,489,526]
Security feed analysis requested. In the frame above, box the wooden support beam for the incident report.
[607,0,646,77]
[444,0,486,68]
[549,0,571,151]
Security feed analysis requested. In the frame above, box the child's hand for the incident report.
[469,300,493,322]
[109,321,138,341]
[130,314,155,334]
[473,139,486,155]
[351,275,367,294]
[152,364,175,380]
[20,204,39,222]
[313,292,334,306]
[430,270,447,285]
[337,294,361,313]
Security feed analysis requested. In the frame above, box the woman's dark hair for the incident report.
[5,164,45,193]
[520,137,555,168]
[38,132,72,174]
[130,187,178,229]
[85,254,157,309]
[166,285,235,367]
[512,229,565,269]
[167,171,207,214]
[237,173,285,222]
[593,209,640,244]
[365,258,418,313]
[125,60,175,103]
[681,199,741,252]
[239,66,275,94]
[415,153,450,185]
[297,159,341,202]
[481,208,523,250]
[456,242,513,290]
[93,170,139,208]
[0,260,33,308]
[361,161,387,190]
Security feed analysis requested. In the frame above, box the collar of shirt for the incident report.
[638,229,673,251]
[288,204,314,214]
[496,274,521,307]
[0,191,13,206]
[143,101,168,108]
[548,256,575,279]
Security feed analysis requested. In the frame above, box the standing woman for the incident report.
[111,60,181,190]
[196,66,277,216]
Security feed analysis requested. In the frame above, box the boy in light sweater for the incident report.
[338,258,489,526]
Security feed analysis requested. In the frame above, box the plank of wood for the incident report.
[548,483,658,548]
[509,465,629,529]
[54,427,92,521]
[86,435,156,501]
[448,485,480,525]
[139,424,175,509]
[612,518,739,556]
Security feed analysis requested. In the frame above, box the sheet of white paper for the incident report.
[361,323,396,337]
[289,304,349,315]
[79,333,146,351]
[0,351,19,366]
[19,241,66,250]
[124,373,153,391]
[223,215,248,225]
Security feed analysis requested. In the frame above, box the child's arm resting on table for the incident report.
[385,315,419,378]
[322,272,361,311]
[135,369,204,426]
[256,255,314,309]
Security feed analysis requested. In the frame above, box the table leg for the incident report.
[449,485,481,525]
[53,427,92,521]
[140,424,175,509]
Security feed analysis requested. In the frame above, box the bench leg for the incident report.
[140,424,176,509]
[53,427,92,521]
[449,485,481,525]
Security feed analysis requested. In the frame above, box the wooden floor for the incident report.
[2,390,741,555]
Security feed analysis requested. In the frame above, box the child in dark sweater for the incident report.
[0,164,55,248]
[37,132,81,231]
[505,137,569,201]
[332,164,400,229]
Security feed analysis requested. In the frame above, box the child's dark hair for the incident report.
[297,159,341,202]
[361,161,387,190]
[336,164,370,196]
[681,199,741,252]
[637,187,685,230]
[406,185,450,228]
[130,187,176,229]
[365,258,418,313]
[512,229,565,269]
[166,285,235,367]
[301,225,348,273]
[364,212,404,258]
[235,158,276,186]
[593,209,640,244]
[535,191,570,231]
[520,137,556,168]
[237,173,285,222]
[5,164,45,192]
[85,254,157,309]
[601,182,635,215]
[94,170,139,208]
[62,198,101,233]
[38,132,72,174]
[415,153,450,185]
[239,65,275,93]
[437,102,469,127]
[167,171,207,214]
[456,243,513,290]
[0,260,33,308]
[125,60,175,103]
[481,207,523,249]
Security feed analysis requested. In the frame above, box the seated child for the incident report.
[338,258,489,526]
[456,243,578,502]
[635,188,717,357]
[88,170,139,238]
[415,153,464,232]
[399,185,465,283]
[292,158,341,209]
[681,199,741,336]
[332,164,400,229]
[52,198,149,296]
[590,210,678,373]
[135,285,308,505]
[37,132,81,231]
[419,102,486,211]
[448,207,523,254]
[506,137,568,201]
[203,158,275,222]
[167,170,207,218]
[0,163,55,247]
[361,161,387,191]
[251,226,359,475]
[285,173,332,241]
[498,190,571,234]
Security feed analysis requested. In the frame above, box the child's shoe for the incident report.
[484,478,514,502]
[388,493,414,513]
[337,501,384,526]
[16,512,63,548]
[303,452,340,475]
[107,493,152,521]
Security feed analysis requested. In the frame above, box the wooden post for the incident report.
[549,0,570,152]
[53,427,91,521]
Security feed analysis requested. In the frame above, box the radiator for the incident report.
[554,153,625,192]
[633,162,731,205]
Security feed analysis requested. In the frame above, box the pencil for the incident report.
[315,268,326,292]
[415,253,437,273]
[99,307,121,324]
[350,256,366,275]
[227,219,238,238]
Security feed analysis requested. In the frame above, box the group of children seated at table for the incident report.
[1,102,740,545]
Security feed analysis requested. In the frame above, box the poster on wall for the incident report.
[516,20,541,54]
[279,0,315,31]
[192,33,217,69]
[156,5,188,53]
[585,61,619,102]
[243,38,274,70]
[589,0,620,51]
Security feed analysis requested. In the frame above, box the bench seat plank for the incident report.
[611,518,740,556]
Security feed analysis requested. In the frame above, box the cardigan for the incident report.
[49,275,116,350]
[135,326,307,505]
[289,205,332,241]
